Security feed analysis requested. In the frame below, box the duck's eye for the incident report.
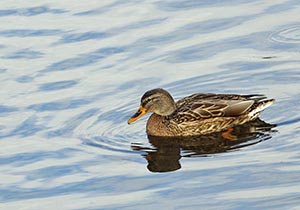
[142,98,151,107]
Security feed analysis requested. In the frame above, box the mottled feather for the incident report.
[168,93,272,126]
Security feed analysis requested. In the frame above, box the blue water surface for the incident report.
[1,1,300,210]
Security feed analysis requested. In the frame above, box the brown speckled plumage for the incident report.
[128,88,274,136]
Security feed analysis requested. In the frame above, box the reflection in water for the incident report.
[132,118,276,173]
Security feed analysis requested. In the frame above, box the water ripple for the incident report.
[165,31,300,63]
[74,0,131,16]
[0,29,62,37]
[59,32,108,43]
[0,6,66,17]
[28,98,93,112]
[38,80,79,91]
[269,25,300,44]
[47,108,100,138]
[3,115,47,138]
[43,47,126,72]
[0,105,18,115]
[156,0,253,11]
[2,48,44,59]
[74,103,146,154]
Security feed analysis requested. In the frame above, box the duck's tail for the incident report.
[248,98,275,118]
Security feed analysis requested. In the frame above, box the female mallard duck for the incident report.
[128,88,274,136]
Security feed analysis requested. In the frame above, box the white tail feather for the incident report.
[249,100,274,118]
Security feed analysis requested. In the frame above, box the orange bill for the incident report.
[128,106,147,124]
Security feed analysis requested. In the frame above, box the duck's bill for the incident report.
[128,106,147,124]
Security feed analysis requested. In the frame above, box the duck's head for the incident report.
[128,88,176,124]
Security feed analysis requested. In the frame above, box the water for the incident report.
[1,1,300,209]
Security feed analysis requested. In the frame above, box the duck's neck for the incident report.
[146,113,173,136]
[157,101,176,116]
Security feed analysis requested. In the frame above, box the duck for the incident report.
[128,88,274,137]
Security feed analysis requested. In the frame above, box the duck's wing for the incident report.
[176,93,266,106]
[178,100,254,118]
[174,94,256,122]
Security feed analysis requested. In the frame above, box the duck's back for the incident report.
[169,93,274,125]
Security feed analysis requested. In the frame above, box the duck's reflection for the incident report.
[132,118,276,173]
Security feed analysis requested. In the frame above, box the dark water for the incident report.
[1,1,300,209]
